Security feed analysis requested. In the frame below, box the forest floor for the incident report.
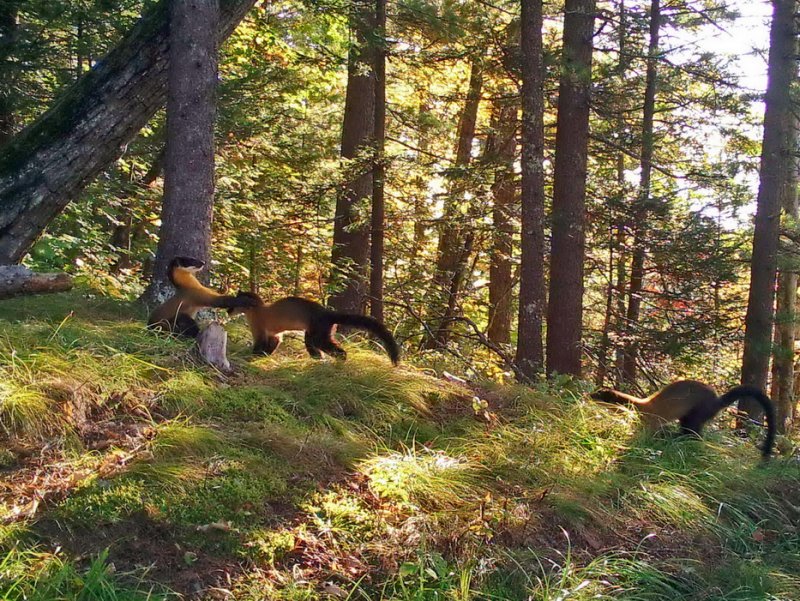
[0,286,799,600]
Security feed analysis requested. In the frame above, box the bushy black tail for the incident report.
[330,312,400,365]
[718,385,776,458]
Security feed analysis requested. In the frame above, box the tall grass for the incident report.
[0,546,173,600]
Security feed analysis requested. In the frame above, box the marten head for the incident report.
[168,256,205,287]
[228,291,265,316]
[170,256,205,272]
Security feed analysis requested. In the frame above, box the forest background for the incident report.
[0,0,796,427]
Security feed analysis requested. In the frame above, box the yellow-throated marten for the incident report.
[147,256,258,337]
[229,292,400,365]
[591,380,776,458]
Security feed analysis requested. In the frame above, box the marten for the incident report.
[147,256,258,337]
[591,380,776,458]
[228,292,400,365]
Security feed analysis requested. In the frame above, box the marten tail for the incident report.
[329,313,400,365]
[718,385,776,458]
[590,389,644,405]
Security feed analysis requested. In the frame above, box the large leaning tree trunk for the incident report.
[621,0,660,387]
[740,0,798,416]
[515,0,546,380]
[329,0,376,314]
[143,0,219,304]
[545,0,596,377]
[0,0,257,265]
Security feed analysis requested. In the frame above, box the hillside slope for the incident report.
[0,289,798,600]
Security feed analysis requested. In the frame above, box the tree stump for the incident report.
[196,321,231,373]
[0,266,73,299]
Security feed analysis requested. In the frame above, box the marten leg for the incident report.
[173,314,200,338]
[254,334,281,355]
[678,410,706,438]
[304,333,323,359]
[308,325,347,360]
[316,337,347,360]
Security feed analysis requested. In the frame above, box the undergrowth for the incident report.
[0,288,798,600]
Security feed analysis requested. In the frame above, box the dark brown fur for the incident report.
[591,380,776,458]
[230,293,400,365]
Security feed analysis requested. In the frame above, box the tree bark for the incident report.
[545,0,596,377]
[369,0,386,321]
[621,0,660,387]
[741,0,798,415]
[143,0,219,304]
[770,118,799,433]
[0,1,18,147]
[515,0,546,380]
[425,55,483,347]
[0,0,256,265]
[487,94,517,345]
[330,0,376,314]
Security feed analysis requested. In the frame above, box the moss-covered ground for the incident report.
[0,288,798,600]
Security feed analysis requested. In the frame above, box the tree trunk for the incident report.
[0,1,18,146]
[487,95,517,345]
[369,0,386,321]
[741,0,798,415]
[770,118,799,433]
[143,0,219,304]
[425,55,483,347]
[612,1,629,388]
[596,0,629,388]
[771,265,798,432]
[595,220,615,386]
[515,0,546,380]
[545,0,596,377]
[411,100,431,254]
[620,0,660,387]
[330,0,376,314]
[0,0,256,265]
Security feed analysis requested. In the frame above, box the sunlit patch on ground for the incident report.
[0,289,798,599]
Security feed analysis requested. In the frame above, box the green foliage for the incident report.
[0,547,173,600]
[361,446,483,510]
[0,287,799,599]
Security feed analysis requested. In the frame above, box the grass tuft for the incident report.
[0,380,61,439]
[361,446,484,510]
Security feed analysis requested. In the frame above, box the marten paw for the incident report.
[229,291,263,312]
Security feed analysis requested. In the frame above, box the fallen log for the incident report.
[0,265,73,299]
